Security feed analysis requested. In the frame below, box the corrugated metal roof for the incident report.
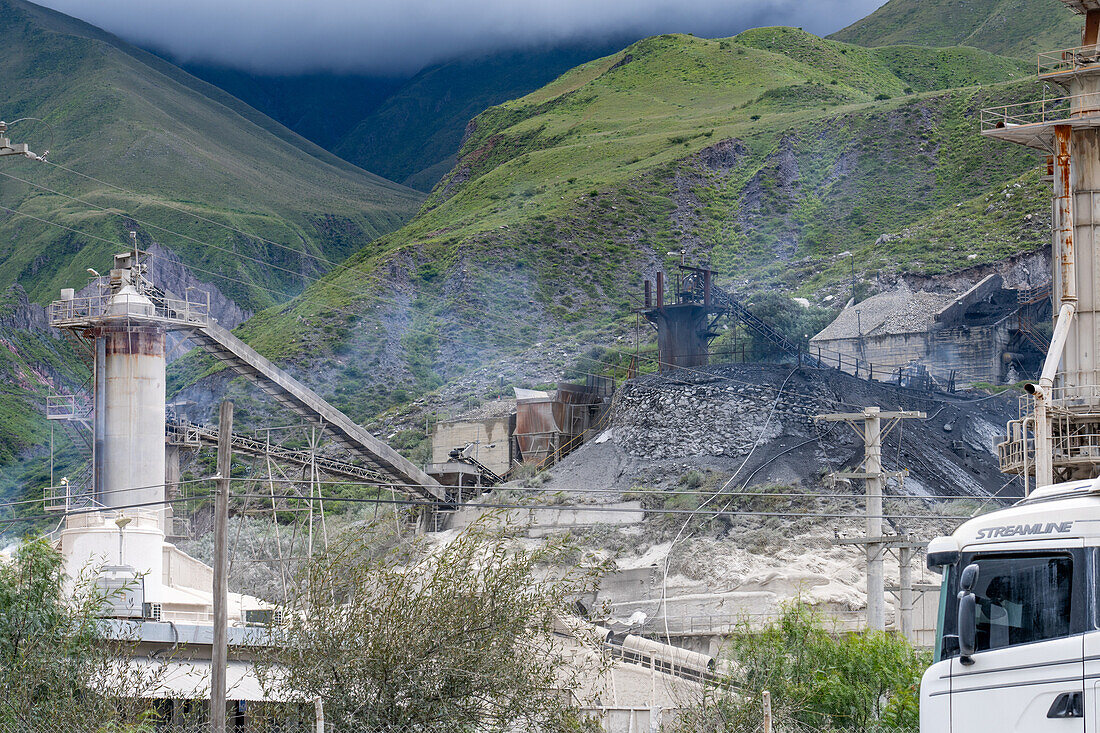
[810,284,956,342]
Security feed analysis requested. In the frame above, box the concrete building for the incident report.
[810,275,1047,387]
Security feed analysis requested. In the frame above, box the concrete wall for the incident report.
[163,543,214,593]
[811,322,1012,386]
[892,586,941,649]
[432,416,512,476]
[447,502,645,537]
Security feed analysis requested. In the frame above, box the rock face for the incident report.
[0,284,51,335]
[613,377,826,461]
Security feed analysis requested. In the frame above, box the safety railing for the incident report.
[1039,43,1100,76]
[49,288,211,328]
[46,393,91,420]
[980,94,1085,131]
[43,478,100,513]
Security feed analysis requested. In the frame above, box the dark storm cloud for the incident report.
[37,0,888,74]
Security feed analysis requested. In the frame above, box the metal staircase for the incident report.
[683,272,825,367]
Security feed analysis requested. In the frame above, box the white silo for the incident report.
[99,283,166,523]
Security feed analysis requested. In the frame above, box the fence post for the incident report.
[763,690,772,733]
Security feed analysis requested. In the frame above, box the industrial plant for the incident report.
[10,0,1100,730]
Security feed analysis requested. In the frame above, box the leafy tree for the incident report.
[672,603,926,732]
[712,293,835,363]
[0,538,158,729]
[259,520,606,732]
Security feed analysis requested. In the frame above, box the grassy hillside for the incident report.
[333,40,631,191]
[830,0,1081,58]
[209,29,1045,423]
[174,63,403,151]
[0,0,423,313]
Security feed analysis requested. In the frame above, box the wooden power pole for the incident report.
[211,400,233,733]
[815,407,924,631]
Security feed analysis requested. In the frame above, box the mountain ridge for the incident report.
[830,0,1081,58]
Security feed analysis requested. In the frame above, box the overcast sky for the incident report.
[38,0,889,75]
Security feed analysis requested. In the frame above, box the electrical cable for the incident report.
[212,476,1013,501]
[35,159,340,267]
[658,366,799,642]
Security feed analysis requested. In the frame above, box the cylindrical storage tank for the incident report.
[60,510,165,600]
[100,287,166,526]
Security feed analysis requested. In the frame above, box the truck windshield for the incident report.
[938,551,1078,658]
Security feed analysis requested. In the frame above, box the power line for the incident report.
[213,476,1012,502]
[0,170,332,284]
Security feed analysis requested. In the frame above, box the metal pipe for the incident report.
[94,335,106,500]
[1039,302,1077,390]
[1029,302,1075,488]
[1055,125,1077,305]
[644,280,652,308]
[1086,8,1100,47]
[656,272,664,309]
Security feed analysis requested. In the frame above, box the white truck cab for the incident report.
[921,479,1100,731]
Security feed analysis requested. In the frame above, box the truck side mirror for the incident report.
[957,563,979,665]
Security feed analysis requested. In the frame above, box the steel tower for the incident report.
[995,0,1100,489]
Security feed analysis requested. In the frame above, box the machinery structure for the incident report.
[990,0,1100,490]
[640,261,820,371]
[47,241,443,514]
[43,242,447,620]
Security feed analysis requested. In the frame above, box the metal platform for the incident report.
[980,94,1100,150]
[1061,0,1100,14]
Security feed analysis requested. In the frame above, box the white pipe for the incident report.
[1039,302,1077,391]
[1032,302,1075,489]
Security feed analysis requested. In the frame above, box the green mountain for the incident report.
[173,63,404,151]
[0,0,428,492]
[830,0,1081,58]
[0,0,423,313]
[333,41,631,191]
[218,29,1044,424]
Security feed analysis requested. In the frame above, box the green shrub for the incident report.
[671,603,927,731]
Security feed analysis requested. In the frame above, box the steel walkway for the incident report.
[166,419,396,485]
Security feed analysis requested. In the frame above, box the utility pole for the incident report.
[211,400,233,733]
[815,407,924,631]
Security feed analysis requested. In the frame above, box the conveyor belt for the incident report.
[160,301,443,501]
